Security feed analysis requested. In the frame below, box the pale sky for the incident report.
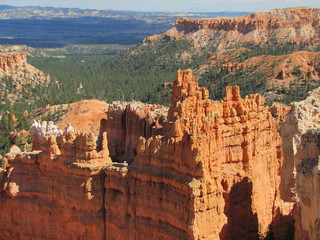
[0,0,319,12]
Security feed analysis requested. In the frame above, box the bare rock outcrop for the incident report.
[0,69,297,239]
[102,101,168,163]
[164,7,320,49]
[0,52,51,87]
[220,62,246,74]
[42,99,109,134]
[0,52,52,105]
[104,69,293,239]
[0,122,111,240]
[0,45,48,57]
[31,120,64,150]
[281,87,320,240]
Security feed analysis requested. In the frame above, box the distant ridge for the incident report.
[0,5,249,20]
[0,5,17,10]
[0,5,249,48]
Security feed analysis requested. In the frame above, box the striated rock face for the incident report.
[175,7,319,33]
[0,121,111,240]
[165,7,320,49]
[202,50,320,102]
[102,101,168,163]
[244,51,320,83]
[281,87,320,240]
[104,69,293,239]
[141,7,320,104]
[294,130,320,240]
[0,52,26,71]
[0,70,295,239]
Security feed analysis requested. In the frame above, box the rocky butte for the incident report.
[0,69,301,239]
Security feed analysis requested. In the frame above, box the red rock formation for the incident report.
[293,130,320,240]
[104,69,293,239]
[175,7,319,32]
[49,99,109,134]
[143,34,162,44]
[0,70,294,239]
[141,8,320,104]
[276,67,292,80]
[102,101,168,163]
[0,123,111,239]
[0,52,26,72]
[0,52,51,104]
[165,7,320,48]
[220,62,246,74]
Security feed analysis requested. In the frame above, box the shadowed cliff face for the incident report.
[0,69,295,239]
[221,177,259,240]
[101,101,168,163]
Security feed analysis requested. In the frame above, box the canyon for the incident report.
[2,69,318,239]
[0,6,319,240]
[143,7,320,103]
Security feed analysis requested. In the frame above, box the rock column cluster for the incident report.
[0,69,304,239]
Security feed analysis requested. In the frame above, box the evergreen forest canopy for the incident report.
[0,13,320,157]
[25,40,320,109]
[0,8,250,157]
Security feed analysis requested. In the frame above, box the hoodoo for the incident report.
[0,70,295,239]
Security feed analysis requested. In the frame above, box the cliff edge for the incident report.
[164,7,320,49]
[281,87,320,240]
[0,70,295,239]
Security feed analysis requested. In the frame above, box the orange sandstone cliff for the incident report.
[0,52,52,105]
[0,70,294,239]
[104,69,293,239]
[209,51,320,86]
[1,122,111,239]
[0,52,51,87]
[143,7,320,103]
[164,7,320,49]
